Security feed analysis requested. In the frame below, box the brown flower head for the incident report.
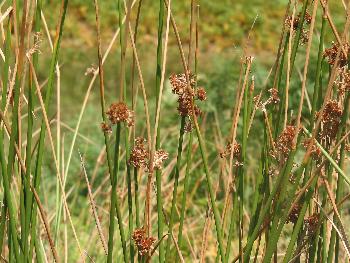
[153,149,169,170]
[335,68,350,94]
[304,213,319,236]
[319,100,342,141]
[129,137,149,168]
[275,126,298,161]
[196,87,207,101]
[101,122,112,134]
[220,142,241,165]
[287,203,301,224]
[106,102,134,127]
[169,72,196,95]
[132,227,156,256]
[324,42,350,68]
[302,138,321,160]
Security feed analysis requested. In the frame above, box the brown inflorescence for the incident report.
[169,72,206,117]
[129,137,149,168]
[220,141,241,166]
[335,68,350,94]
[153,150,169,170]
[287,203,301,224]
[285,12,311,44]
[106,102,134,127]
[101,122,112,134]
[324,42,350,68]
[132,227,156,256]
[196,87,207,101]
[128,138,168,171]
[302,138,321,160]
[275,126,298,161]
[319,100,342,142]
[304,213,319,236]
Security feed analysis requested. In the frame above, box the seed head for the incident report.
[169,72,196,95]
[220,142,241,166]
[129,137,149,168]
[101,122,112,134]
[324,42,350,68]
[275,126,298,161]
[304,213,319,236]
[319,100,342,141]
[287,203,301,224]
[106,102,134,127]
[302,138,321,160]
[153,149,169,170]
[132,227,156,256]
[196,87,207,101]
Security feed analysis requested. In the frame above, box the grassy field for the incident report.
[0,0,350,262]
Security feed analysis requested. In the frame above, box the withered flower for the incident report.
[335,68,350,94]
[302,138,321,160]
[101,122,112,134]
[132,227,156,256]
[275,126,298,161]
[304,213,319,236]
[319,100,342,141]
[153,150,169,170]
[106,102,134,127]
[196,87,207,101]
[169,73,204,117]
[169,72,196,95]
[220,141,241,161]
[129,137,149,168]
[324,42,350,68]
[287,203,301,224]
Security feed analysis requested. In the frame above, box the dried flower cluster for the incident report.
[324,42,350,68]
[106,102,134,127]
[285,11,312,44]
[128,138,168,171]
[304,213,319,236]
[335,68,350,94]
[287,203,301,224]
[169,73,205,117]
[132,227,156,256]
[319,100,342,141]
[129,137,149,168]
[302,138,321,160]
[275,126,298,161]
[101,122,112,134]
[267,88,280,105]
[220,141,241,165]
[153,150,169,170]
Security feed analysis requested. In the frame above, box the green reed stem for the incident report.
[243,150,296,262]
[165,116,186,259]
[193,120,225,262]
[0,15,12,253]
[30,0,69,252]
[311,16,326,127]
[155,0,165,261]
[107,123,122,263]
[327,93,350,263]
[176,131,193,259]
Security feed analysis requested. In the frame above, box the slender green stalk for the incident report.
[165,116,186,259]
[155,0,165,261]
[176,131,193,257]
[107,123,122,263]
[311,16,326,127]
[193,120,225,261]
[0,15,12,253]
[30,0,69,252]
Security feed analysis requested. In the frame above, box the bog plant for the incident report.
[0,0,350,262]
